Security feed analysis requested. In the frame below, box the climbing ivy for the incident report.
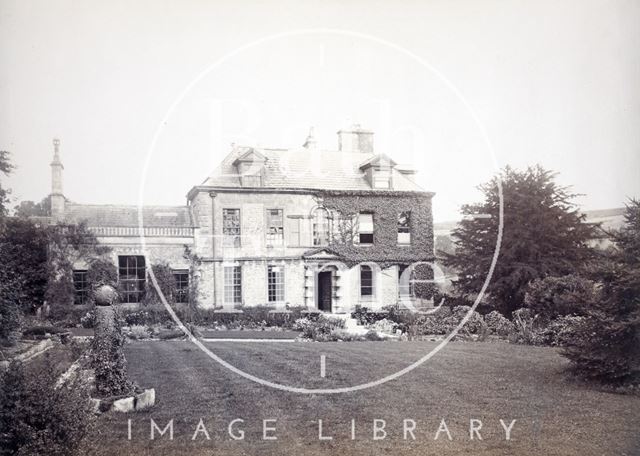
[315,190,435,269]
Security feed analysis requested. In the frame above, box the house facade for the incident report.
[50,126,435,313]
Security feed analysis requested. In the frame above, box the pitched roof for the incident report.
[202,146,426,192]
[63,204,194,227]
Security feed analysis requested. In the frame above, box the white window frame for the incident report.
[267,264,285,303]
[397,210,411,245]
[312,207,331,246]
[223,264,242,306]
[266,208,284,246]
[359,264,375,300]
[357,212,374,245]
[222,208,241,248]
[288,216,302,247]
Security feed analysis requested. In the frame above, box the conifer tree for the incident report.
[442,165,597,314]
[563,199,640,382]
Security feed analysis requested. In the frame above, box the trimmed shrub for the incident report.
[126,324,151,340]
[444,305,485,335]
[540,315,585,347]
[0,360,95,456]
[364,330,385,341]
[192,306,307,330]
[403,305,485,338]
[293,316,345,340]
[157,329,184,340]
[367,318,399,335]
[120,305,174,326]
[524,275,597,320]
[22,325,66,337]
[484,310,515,337]
[351,306,389,325]
[405,306,451,336]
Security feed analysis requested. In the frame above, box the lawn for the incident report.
[86,340,640,456]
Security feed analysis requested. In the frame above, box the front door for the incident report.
[317,271,333,312]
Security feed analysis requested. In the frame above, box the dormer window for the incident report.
[233,149,266,187]
[359,154,396,190]
[373,168,392,189]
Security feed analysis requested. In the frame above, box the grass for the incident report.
[85,340,640,456]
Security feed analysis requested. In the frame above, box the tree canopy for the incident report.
[442,165,597,314]
[14,197,51,218]
[0,150,14,217]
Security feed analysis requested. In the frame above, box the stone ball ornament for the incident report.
[94,285,118,306]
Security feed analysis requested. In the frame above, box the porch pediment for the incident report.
[302,248,340,260]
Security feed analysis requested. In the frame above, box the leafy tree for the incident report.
[442,166,597,314]
[86,258,118,302]
[562,199,640,382]
[45,222,111,319]
[524,274,598,320]
[14,197,51,218]
[0,218,48,314]
[0,150,14,218]
[142,262,177,305]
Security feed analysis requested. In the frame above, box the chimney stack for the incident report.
[50,138,65,222]
[302,127,317,149]
[337,124,374,154]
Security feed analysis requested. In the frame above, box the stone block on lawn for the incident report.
[112,397,135,413]
[89,398,101,414]
[135,388,156,411]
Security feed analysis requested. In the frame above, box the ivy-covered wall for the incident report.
[317,190,435,269]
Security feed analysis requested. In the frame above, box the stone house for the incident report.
[50,126,435,313]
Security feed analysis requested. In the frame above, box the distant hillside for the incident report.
[434,207,626,244]
[583,207,626,232]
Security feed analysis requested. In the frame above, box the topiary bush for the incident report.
[524,274,597,320]
[90,307,135,397]
[0,359,95,456]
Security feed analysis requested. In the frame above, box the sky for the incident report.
[1,0,638,222]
